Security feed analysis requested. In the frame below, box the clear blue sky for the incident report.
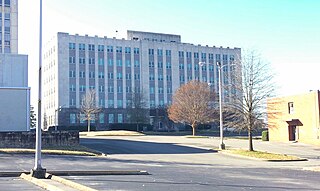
[19,0,320,107]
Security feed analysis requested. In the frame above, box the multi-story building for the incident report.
[0,0,18,54]
[0,0,29,132]
[43,30,240,129]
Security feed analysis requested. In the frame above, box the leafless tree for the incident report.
[80,89,101,132]
[127,90,149,131]
[225,50,276,151]
[168,81,216,136]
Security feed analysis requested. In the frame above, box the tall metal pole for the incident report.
[31,0,46,178]
[217,62,225,150]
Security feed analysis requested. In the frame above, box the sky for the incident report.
[19,0,320,107]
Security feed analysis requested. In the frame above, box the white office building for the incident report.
[0,0,29,132]
[43,30,240,129]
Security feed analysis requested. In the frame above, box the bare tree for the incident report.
[168,81,216,136]
[127,90,149,131]
[225,50,275,151]
[80,89,101,132]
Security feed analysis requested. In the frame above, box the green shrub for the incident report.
[262,130,269,141]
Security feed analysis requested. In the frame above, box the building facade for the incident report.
[0,0,30,132]
[0,0,18,54]
[267,90,320,145]
[43,31,241,129]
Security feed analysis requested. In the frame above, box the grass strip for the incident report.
[226,149,302,160]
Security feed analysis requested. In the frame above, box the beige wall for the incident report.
[267,91,320,145]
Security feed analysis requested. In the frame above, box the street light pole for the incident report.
[217,62,226,150]
[199,61,226,149]
[31,0,46,178]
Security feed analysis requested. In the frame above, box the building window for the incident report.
[149,61,154,68]
[117,72,122,79]
[108,72,114,79]
[99,85,105,92]
[117,86,122,93]
[134,73,140,80]
[89,71,95,79]
[117,100,123,108]
[288,102,294,114]
[117,59,122,67]
[98,72,104,79]
[118,114,123,123]
[108,86,114,93]
[69,43,76,50]
[108,100,114,108]
[126,73,131,80]
[116,46,122,53]
[148,49,154,55]
[99,113,105,124]
[125,47,131,54]
[108,114,114,123]
[98,58,104,65]
[98,45,104,52]
[88,44,95,51]
[80,114,85,124]
[126,60,131,67]
[194,52,199,59]
[165,50,171,56]
[150,87,155,94]
[79,71,85,78]
[79,43,85,51]
[179,63,184,70]
[107,46,113,53]
[70,113,76,124]
[79,57,85,64]
[158,74,163,81]
[99,99,105,107]
[69,71,76,78]
[69,84,76,92]
[157,49,163,56]
[158,62,163,68]
[89,58,95,65]
[69,57,75,64]
[149,73,154,81]
[178,51,184,58]
[166,62,171,69]
[108,59,113,66]
[134,60,140,67]
[134,48,140,54]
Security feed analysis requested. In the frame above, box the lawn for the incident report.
[225,149,304,161]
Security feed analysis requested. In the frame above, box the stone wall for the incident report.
[0,131,79,148]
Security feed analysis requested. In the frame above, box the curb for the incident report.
[218,151,308,162]
[0,170,150,177]
[20,173,65,191]
[49,170,150,176]
[47,173,98,191]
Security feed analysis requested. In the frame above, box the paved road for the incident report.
[1,136,319,190]
[78,136,320,191]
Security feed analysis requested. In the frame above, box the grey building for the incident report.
[0,0,30,132]
[43,30,240,130]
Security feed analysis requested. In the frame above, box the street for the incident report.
[1,135,320,190]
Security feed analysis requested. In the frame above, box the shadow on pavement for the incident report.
[80,138,216,155]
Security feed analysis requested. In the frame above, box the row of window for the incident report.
[149,74,172,81]
[69,71,140,80]
[70,85,139,93]
[69,43,140,54]
[69,57,140,67]
[69,113,123,124]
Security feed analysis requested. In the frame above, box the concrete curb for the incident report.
[219,151,308,162]
[49,170,150,176]
[0,170,150,177]
[46,173,98,191]
[20,173,65,191]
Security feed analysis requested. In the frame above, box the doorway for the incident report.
[288,125,296,141]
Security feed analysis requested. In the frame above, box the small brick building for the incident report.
[267,90,320,145]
